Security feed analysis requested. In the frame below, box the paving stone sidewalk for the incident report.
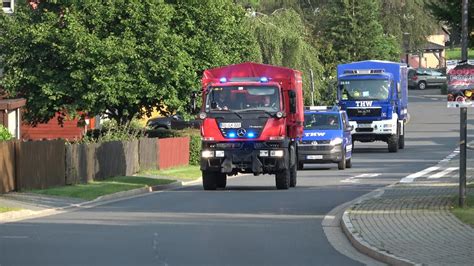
[344,153,474,265]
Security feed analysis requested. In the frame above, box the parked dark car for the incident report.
[146,114,201,130]
[408,68,447,90]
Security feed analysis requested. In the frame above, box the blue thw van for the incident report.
[297,106,353,170]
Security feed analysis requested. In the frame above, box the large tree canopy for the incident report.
[427,0,474,48]
[250,9,324,105]
[0,0,260,125]
[319,0,400,63]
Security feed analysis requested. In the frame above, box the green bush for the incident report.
[80,120,145,144]
[0,125,13,141]
[175,128,201,166]
[188,134,201,166]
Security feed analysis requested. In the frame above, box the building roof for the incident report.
[0,98,26,110]
[408,41,445,53]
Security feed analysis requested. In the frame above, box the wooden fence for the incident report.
[0,137,190,192]
[0,141,15,193]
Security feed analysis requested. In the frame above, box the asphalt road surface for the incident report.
[1,89,472,266]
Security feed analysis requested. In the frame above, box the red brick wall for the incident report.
[158,137,190,169]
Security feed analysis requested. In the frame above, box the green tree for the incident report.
[0,0,193,126]
[167,0,261,81]
[427,0,474,48]
[380,0,438,52]
[319,0,399,63]
[251,9,325,105]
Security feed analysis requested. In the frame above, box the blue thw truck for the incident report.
[337,60,408,152]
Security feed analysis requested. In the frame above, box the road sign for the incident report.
[447,62,474,108]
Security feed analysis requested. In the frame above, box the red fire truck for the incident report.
[198,62,304,190]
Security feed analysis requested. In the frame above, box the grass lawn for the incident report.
[0,207,21,213]
[140,165,201,181]
[445,47,473,60]
[30,176,175,201]
[451,183,474,227]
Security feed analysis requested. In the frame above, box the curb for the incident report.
[339,184,421,266]
[0,181,185,224]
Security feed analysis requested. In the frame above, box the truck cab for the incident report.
[337,60,408,152]
[297,106,353,170]
[199,62,304,190]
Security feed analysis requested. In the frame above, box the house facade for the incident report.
[407,26,450,69]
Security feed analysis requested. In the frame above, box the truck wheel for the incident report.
[418,81,427,90]
[275,168,290,190]
[346,157,352,168]
[388,134,399,152]
[297,162,304,170]
[338,151,346,170]
[398,126,405,149]
[216,173,227,189]
[202,171,217,190]
[290,163,297,187]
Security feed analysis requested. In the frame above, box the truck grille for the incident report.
[347,108,381,117]
[298,145,333,151]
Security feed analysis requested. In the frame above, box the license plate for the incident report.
[357,123,372,128]
[307,155,323,160]
[220,122,241,129]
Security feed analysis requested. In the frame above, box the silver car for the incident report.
[408,68,447,90]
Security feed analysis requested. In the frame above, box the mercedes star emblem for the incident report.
[237,128,247,137]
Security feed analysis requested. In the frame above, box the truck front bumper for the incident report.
[297,144,343,164]
[200,140,289,175]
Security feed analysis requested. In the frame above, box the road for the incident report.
[1,89,472,266]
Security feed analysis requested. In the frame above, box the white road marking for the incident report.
[400,148,461,183]
[1,236,29,239]
[399,166,439,183]
[341,173,380,183]
[428,167,458,179]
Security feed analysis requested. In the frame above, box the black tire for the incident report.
[289,163,297,187]
[388,134,399,152]
[346,157,352,168]
[398,125,405,149]
[418,81,427,90]
[202,171,217,190]
[275,168,290,190]
[297,162,304,170]
[216,173,227,189]
[338,151,346,170]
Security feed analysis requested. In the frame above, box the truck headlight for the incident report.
[215,150,225,157]
[259,150,269,157]
[330,138,343,146]
[202,150,214,158]
[270,150,284,157]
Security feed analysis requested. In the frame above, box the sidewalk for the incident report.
[342,151,474,265]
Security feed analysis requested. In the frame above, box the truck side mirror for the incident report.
[289,90,296,114]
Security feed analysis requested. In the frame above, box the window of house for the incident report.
[2,0,14,13]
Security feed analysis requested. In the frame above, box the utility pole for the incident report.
[459,0,469,207]
[310,69,315,106]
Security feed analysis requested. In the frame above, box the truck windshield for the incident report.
[304,113,340,130]
[339,79,390,101]
[206,86,281,112]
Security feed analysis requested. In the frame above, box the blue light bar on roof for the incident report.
[220,77,227,83]
[260,77,268,83]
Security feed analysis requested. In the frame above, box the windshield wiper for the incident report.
[208,109,242,119]
[236,109,275,117]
